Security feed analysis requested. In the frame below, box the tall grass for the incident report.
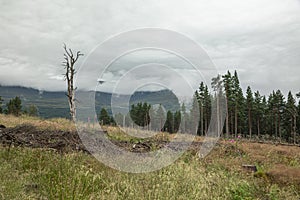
[0,115,299,199]
[0,114,75,131]
[0,146,299,200]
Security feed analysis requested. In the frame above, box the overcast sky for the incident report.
[0,0,300,97]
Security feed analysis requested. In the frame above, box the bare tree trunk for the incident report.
[62,44,83,121]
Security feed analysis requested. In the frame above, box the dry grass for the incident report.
[1,114,300,199]
[267,165,300,187]
[0,114,76,132]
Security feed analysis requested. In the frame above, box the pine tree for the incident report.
[27,104,39,117]
[164,111,174,133]
[114,113,124,127]
[0,96,3,114]
[253,91,263,138]
[211,74,225,137]
[232,71,245,137]
[203,85,212,134]
[261,96,268,135]
[6,96,22,116]
[99,108,111,125]
[197,82,211,135]
[296,93,300,143]
[157,104,165,131]
[129,102,151,128]
[148,106,155,131]
[285,91,297,142]
[190,92,200,135]
[125,112,133,127]
[246,86,254,138]
[180,103,187,133]
[222,71,233,136]
[174,111,181,133]
[275,90,285,141]
[198,82,205,135]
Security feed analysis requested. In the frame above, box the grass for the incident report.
[105,126,171,143]
[0,114,75,132]
[1,144,299,199]
[0,114,300,199]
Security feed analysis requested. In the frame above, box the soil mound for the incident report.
[0,124,204,153]
[0,124,87,152]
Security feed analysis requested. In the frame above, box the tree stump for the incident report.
[242,165,257,172]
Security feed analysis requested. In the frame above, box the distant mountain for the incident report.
[0,85,180,118]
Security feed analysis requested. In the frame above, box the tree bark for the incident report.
[62,44,83,121]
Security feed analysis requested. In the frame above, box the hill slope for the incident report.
[0,86,180,118]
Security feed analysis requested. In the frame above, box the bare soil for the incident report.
[0,124,86,153]
[0,124,204,153]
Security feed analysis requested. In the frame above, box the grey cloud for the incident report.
[0,0,299,97]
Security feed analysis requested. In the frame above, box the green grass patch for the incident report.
[0,146,299,199]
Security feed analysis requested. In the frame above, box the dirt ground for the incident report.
[1,123,300,187]
[0,124,87,152]
[0,124,202,153]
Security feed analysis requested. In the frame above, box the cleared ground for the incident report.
[0,114,299,199]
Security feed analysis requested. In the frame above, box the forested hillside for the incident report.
[0,86,179,119]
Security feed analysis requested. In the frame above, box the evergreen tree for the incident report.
[284,91,297,142]
[198,82,205,135]
[296,93,300,142]
[125,112,133,127]
[197,83,211,135]
[246,86,254,138]
[114,113,124,127]
[180,103,187,133]
[130,102,151,128]
[0,96,3,114]
[190,92,200,135]
[275,90,285,141]
[211,74,225,137]
[260,96,268,135]
[143,102,151,129]
[6,96,22,116]
[27,104,39,117]
[157,104,165,131]
[99,108,111,125]
[148,106,155,131]
[203,85,212,134]
[253,91,263,138]
[222,71,233,136]
[174,111,181,133]
[232,71,245,137]
[164,111,174,133]
[267,92,276,137]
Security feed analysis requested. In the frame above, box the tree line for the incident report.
[99,70,300,144]
[194,70,300,143]
[99,102,183,133]
[0,96,38,117]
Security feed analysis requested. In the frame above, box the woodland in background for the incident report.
[100,70,300,144]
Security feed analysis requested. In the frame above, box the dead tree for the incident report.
[62,44,83,121]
